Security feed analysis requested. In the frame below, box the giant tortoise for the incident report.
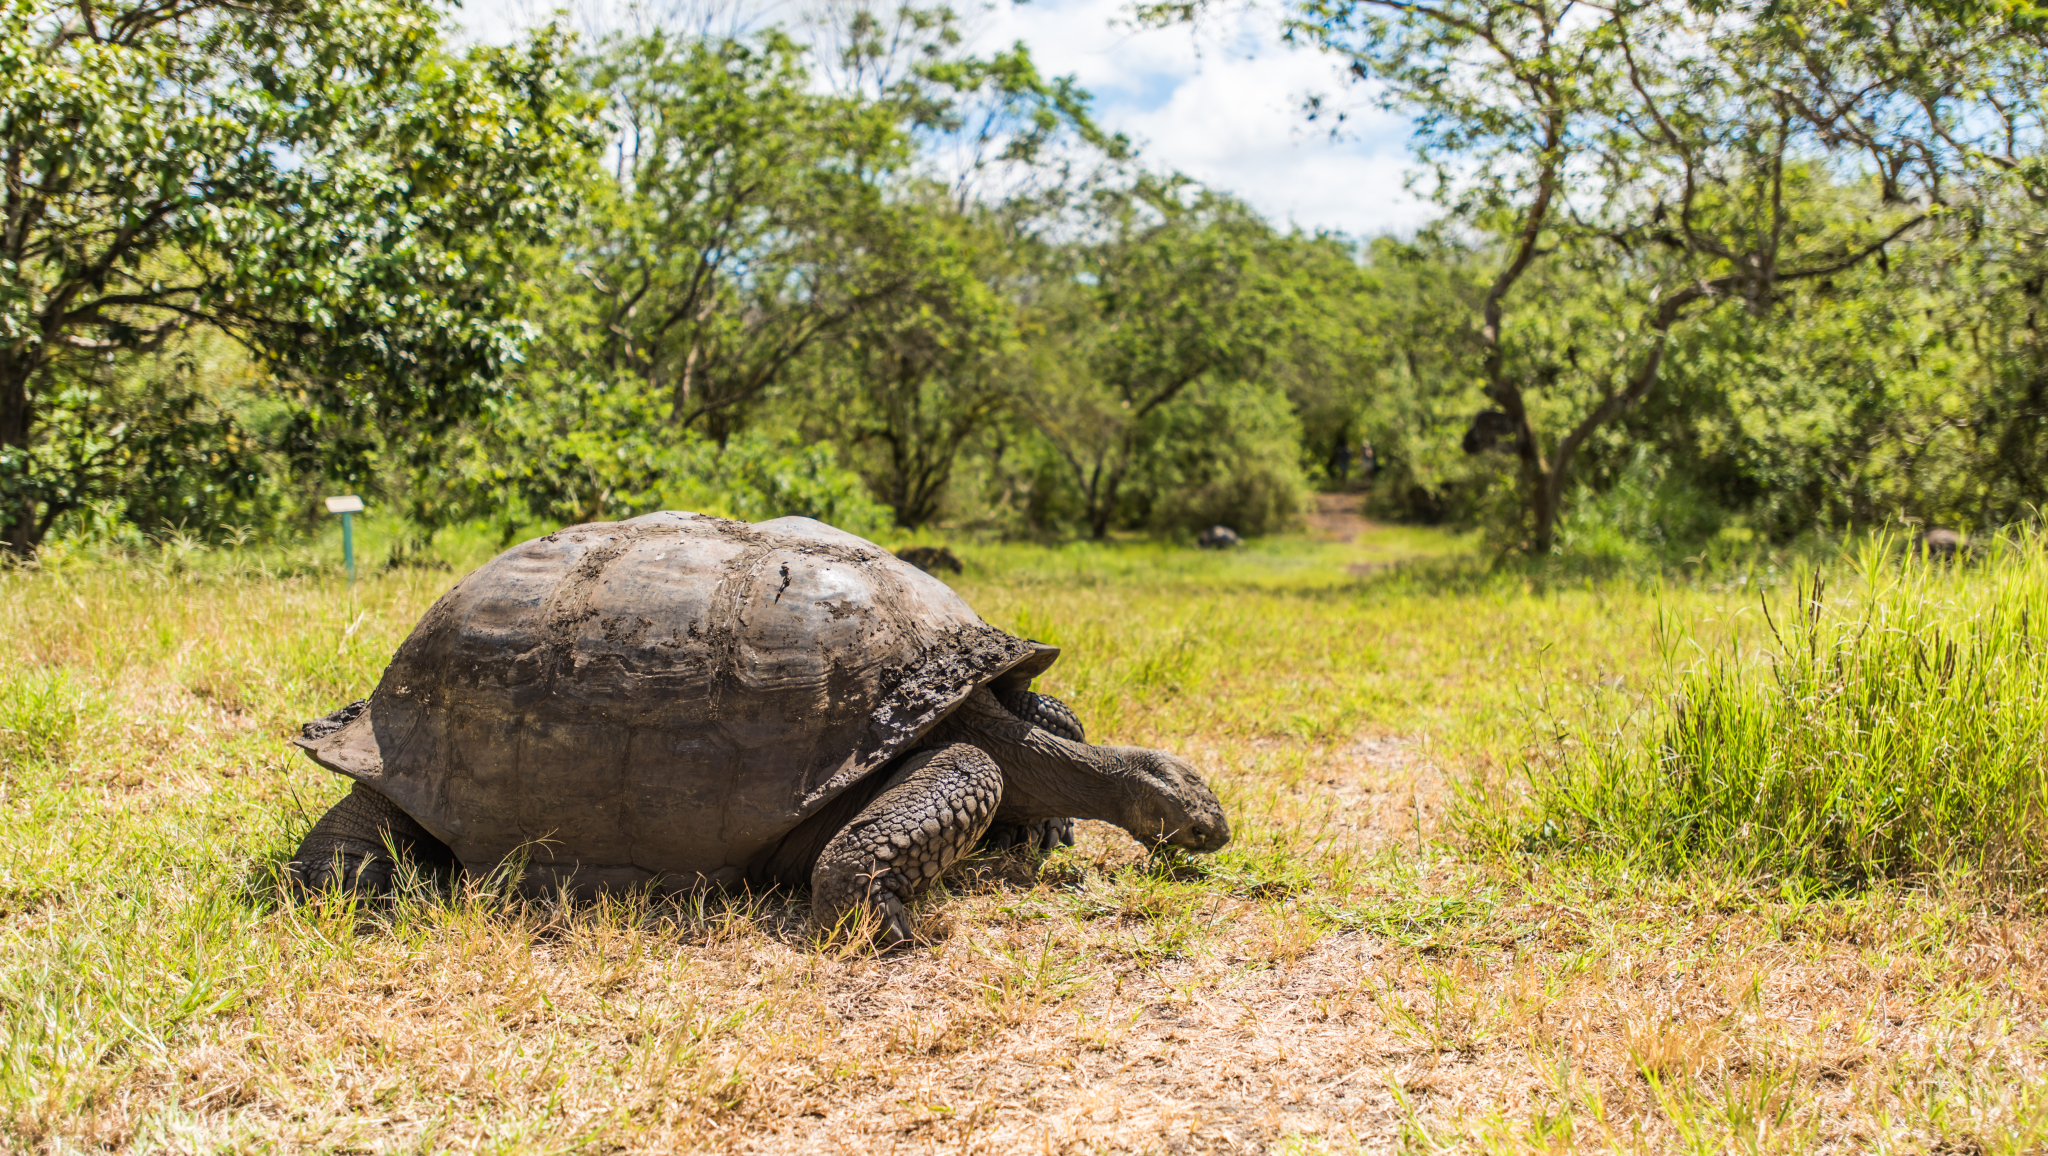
[289,512,1229,943]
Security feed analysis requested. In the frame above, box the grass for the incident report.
[1488,534,2048,891]
[2,512,2047,1151]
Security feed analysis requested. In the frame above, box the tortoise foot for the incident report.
[288,782,449,898]
[287,840,398,896]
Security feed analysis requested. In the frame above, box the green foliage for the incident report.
[1020,182,1326,538]
[12,0,2045,560]
[1549,450,1724,566]
[1495,539,2048,886]
[438,16,1122,539]
[680,433,893,534]
[16,384,268,539]
[18,335,326,542]
[818,197,1024,530]
[407,381,888,543]
[1125,379,1309,537]
[558,29,905,439]
[1340,237,1493,523]
[1241,229,1386,488]
[1274,0,2039,553]
[1532,218,2048,551]
[0,0,600,553]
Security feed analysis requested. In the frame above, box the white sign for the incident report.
[324,495,364,514]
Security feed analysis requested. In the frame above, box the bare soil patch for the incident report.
[1306,493,1376,545]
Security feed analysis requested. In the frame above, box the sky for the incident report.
[454,0,1433,238]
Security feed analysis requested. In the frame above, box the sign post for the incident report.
[324,495,365,582]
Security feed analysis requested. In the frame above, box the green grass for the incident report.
[1484,534,2048,892]
[3,518,2048,1152]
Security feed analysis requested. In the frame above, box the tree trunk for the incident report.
[1482,380,1556,553]
[1530,467,1564,555]
[0,350,36,558]
[1472,131,1562,556]
[885,436,941,531]
[1086,455,1126,541]
[897,460,947,531]
[1084,474,1114,540]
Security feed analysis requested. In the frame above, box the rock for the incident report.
[1914,528,1964,561]
[895,545,964,574]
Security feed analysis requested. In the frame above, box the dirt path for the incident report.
[1305,492,1376,545]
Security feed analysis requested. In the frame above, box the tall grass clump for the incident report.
[1498,534,2048,888]
[0,665,92,766]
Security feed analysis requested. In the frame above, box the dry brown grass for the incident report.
[4,532,2047,1153]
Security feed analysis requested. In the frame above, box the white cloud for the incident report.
[454,0,1434,236]
[978,0,1430,235]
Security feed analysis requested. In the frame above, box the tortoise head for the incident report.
[1090,744,1231,853]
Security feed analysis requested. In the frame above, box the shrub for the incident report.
[1553,449,1729,563]
[681,433,891,535]
[1127,380,1308,538]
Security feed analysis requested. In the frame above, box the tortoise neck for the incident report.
[929,689,1143,829]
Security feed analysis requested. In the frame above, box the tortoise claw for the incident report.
[874,890,914,949]
[980,817,1075,856]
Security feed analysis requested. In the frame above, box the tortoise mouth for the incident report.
[1147,818,1229,854]
[1177,820,1230,853]
[1123,806,1230,854]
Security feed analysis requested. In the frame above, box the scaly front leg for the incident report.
[288,782,449,896]
[811,744,1003,946]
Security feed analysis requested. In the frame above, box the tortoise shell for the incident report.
[294,512,1054,892]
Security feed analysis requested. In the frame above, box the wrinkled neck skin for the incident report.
[928,688,1220,848]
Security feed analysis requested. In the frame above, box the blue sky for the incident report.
[456,0,1432,237]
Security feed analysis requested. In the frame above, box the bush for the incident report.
[1126,380,1308,538]
[1552,448,1729,563]
[678,433,891,535]
[1489,534,2048,887]
[22,342,309,547]
[400,370,890,543]
[1146,459,1304,539]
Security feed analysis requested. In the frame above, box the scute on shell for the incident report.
[293,512,1055,894]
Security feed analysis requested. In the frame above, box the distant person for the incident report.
[1358,441,1377,482]
[1329,439,1352,483]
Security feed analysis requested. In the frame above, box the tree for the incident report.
[0,0,597,553]
[1024,181,1301,538]
[803,0,1127,203]
[1279,0,1951,552]
[561,29,907,441]
[551,14,1118,450]
[824,197,1022,529]
[1250,231,1381,484]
